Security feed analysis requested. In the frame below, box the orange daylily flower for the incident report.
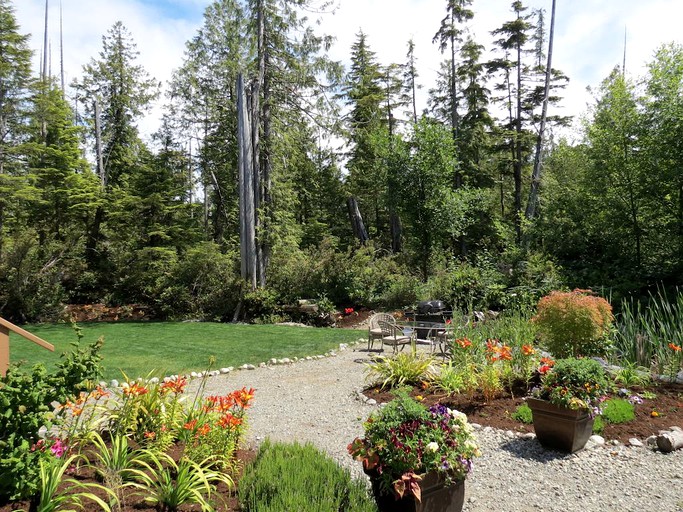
[123,382,148,397]
[522,344,535,356]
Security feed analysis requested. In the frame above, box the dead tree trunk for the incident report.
[238,74,257,291]
[347,197,369,245]
[525,0,556,221]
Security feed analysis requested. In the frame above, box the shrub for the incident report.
[0,335,104,500]
[240,440,375,512]
[601,398,636,424]
[511,403,533,424]
[158,243,241,320]
[533,289,614,357]
[428,361,464,395]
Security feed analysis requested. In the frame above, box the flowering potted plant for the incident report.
[528,357,608,452]
[348,392,479,512]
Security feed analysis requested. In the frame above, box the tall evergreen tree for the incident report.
[23,80,96,243]
[433,0,474,188]
[344,31,386,242]
[0,0,33,256]
[72,21,160,267]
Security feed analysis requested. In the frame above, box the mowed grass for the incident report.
[9,322,364,380]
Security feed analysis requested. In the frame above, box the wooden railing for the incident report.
[0,317,54,377]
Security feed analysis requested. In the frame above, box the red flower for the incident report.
[344,307,354,315]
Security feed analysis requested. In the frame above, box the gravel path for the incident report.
[194,344,683,512]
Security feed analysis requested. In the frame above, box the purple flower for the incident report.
[458,456,473,473]
[628,395,643,405]
[428,404,449,417]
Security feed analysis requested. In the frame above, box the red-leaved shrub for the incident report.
[533,289,613,358]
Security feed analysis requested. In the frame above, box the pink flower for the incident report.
[50,439,67,458]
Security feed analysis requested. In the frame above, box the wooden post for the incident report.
[0,317,55,377]
[0,324,9,377]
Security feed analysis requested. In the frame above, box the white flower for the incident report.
[426,441,439,452]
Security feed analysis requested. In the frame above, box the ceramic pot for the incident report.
[365,469,465,512]
[527,397,594,453]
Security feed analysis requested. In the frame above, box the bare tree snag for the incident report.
[526,0,557,221]
[347,197,369,244]
[238,74,257,290]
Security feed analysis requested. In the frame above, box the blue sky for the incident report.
[13,0,683,140]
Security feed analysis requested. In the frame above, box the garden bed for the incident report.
[0,444,258,512]
[364,381,683,445]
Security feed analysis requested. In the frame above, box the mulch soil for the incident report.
[364,381,683,444]
[0,446,258,512]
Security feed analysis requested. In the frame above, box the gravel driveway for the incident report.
[195,343,683,512]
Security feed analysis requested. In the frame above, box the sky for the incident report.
[13,0,683,142]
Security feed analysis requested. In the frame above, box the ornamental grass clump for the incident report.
[533,358,608,412]
[348,392,480,502]
[533,289,614,358]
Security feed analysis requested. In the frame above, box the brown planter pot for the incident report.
[527,397,594,453]
[365,469,465,512]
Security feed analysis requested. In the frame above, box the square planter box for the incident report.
[527,397,594,453]
[366,470,465,512]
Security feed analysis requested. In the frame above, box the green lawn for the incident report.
[8,322,364,380]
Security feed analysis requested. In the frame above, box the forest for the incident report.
[1,0,682,323]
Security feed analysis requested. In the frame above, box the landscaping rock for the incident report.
[588,435,605,446]
[628,438,644,447]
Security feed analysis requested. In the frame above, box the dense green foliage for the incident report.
[600,398,636,425]
[0,337,104,500]
[239,440,377,512]
[0,0,681,329]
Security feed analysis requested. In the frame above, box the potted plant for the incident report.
[527,357,608,453]
[348,392,480,512]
